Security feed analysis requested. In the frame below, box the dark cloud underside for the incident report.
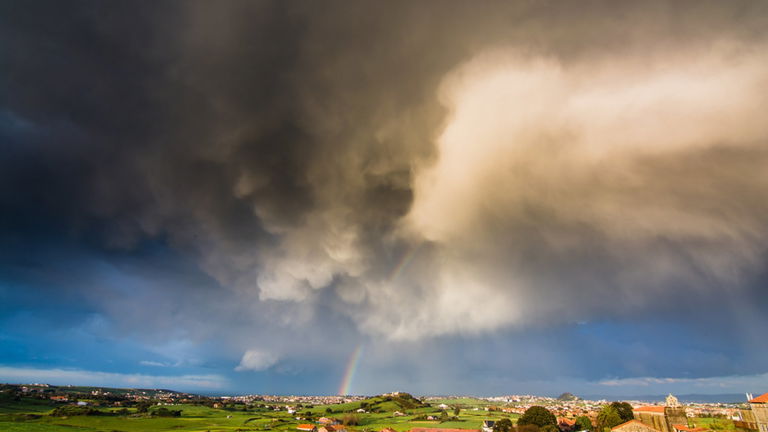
[2,0,768,393]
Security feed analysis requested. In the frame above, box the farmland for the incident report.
[0,391,515,432]
[0,385,744,432]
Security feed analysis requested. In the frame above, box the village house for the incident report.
[318,425,347,432]
[558,418,575,432]
[298,424,318,432]
[633,406,670,432]
[747,393,768,432]
[633,395,688,432]
[735,408,759,432]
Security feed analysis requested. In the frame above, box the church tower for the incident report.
[666,394,680,407]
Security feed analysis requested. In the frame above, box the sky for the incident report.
[1,0,768,397]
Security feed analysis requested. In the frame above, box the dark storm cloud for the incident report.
[2,0,768,392]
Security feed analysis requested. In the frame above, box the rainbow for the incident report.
[387,243,421,282]
[338,345,364,396]
[336,247,421,396]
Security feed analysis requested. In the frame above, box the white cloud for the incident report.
[0,365,227,390]
[139,360,171,367]
[235,349,278,372]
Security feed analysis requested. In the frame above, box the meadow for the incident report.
[0,394,515,432]
[0,392,735,432]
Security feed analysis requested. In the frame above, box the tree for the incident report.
[596,405,623,431]
[454,407,461,416]
[609,402,634,423]
[494,418,514,432]
[136,401,151,414]
[574,416,593,432]
[154,407,181,417]
[519,406,557,428]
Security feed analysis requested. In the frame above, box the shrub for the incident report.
[152,407,182,417]
[50,405,103,417]
[343,413,360,426]
[518,406,557,428]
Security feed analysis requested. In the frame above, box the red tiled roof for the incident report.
[749,393,768,403]
[298,425,317,430]
[612,420,660,432]
[634,406,666,413]
[672,424,707,432]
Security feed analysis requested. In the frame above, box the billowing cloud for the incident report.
[2,0,768,393]
[235,350,279,372]
[224,42,768,340]
[367,45,768,338]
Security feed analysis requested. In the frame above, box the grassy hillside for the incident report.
[318,393,429,414]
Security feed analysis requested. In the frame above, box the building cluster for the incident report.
[611,393,768,432]
[231,394,366,405]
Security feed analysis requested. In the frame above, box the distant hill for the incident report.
[557,392,580,401]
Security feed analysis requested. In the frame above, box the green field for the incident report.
[690,417,735,430]
[0,395,520,432]
[1,392,734,432]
